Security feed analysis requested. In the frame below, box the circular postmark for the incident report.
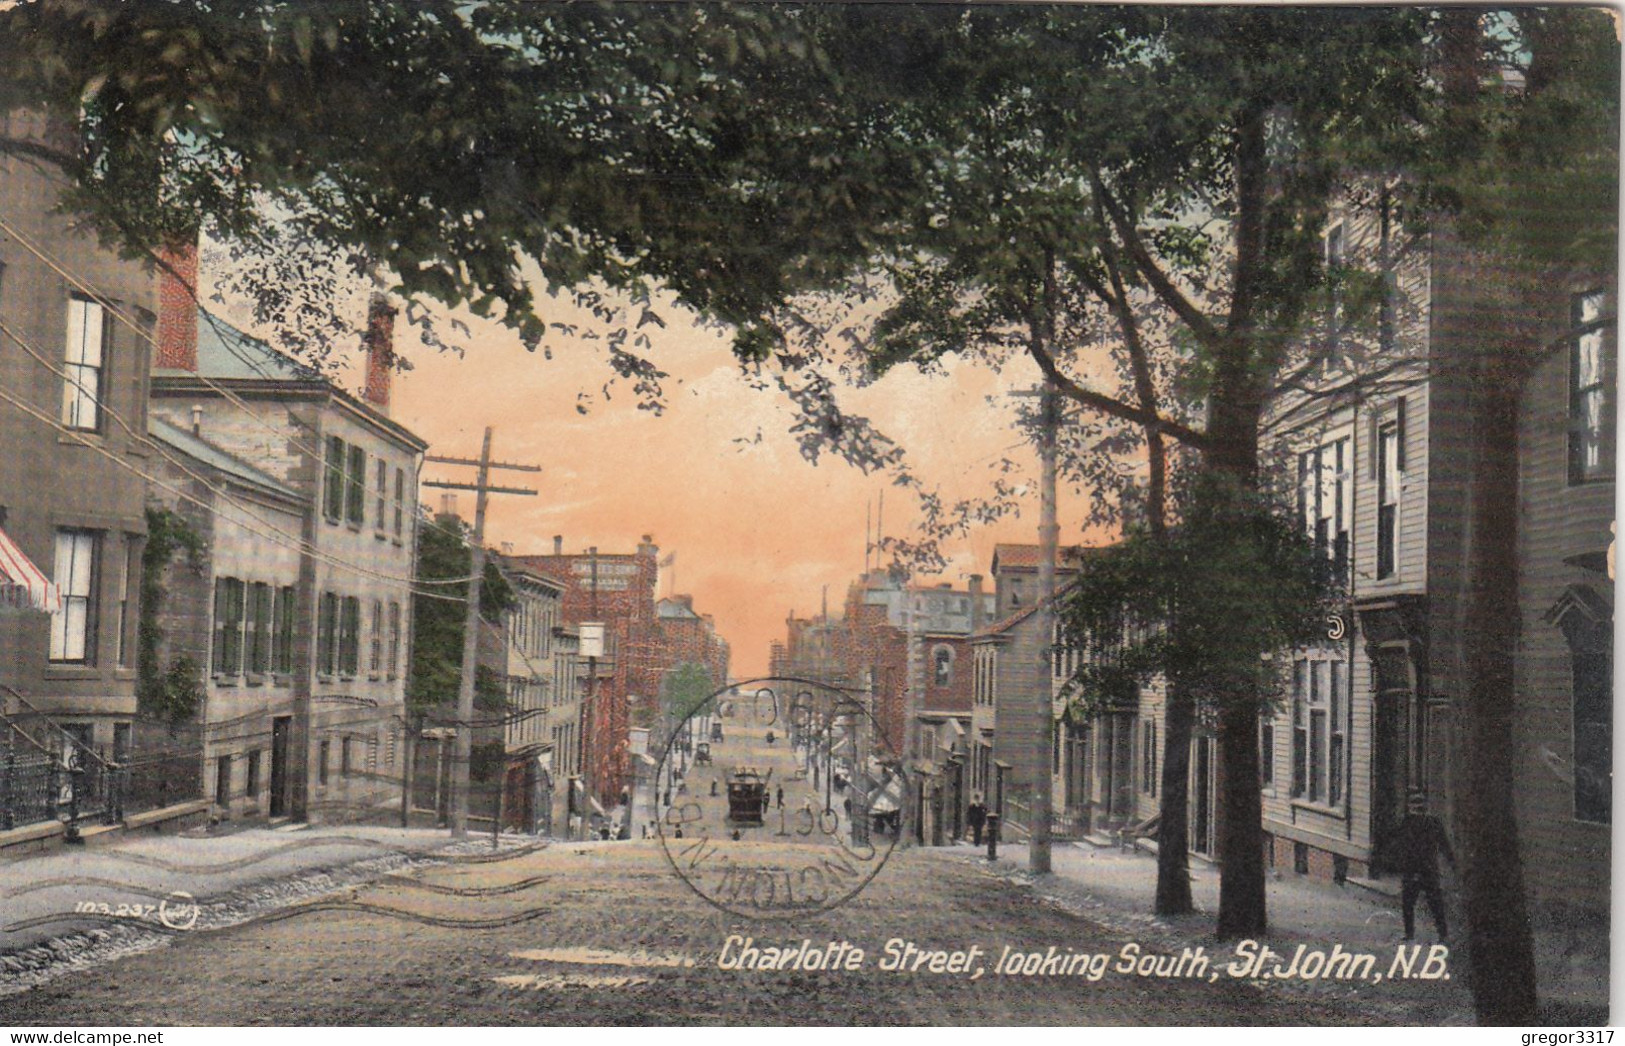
[654,679,900,919]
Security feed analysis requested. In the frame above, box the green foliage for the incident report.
[660,661,715,724]
[1059,476,1339,719]
[406,515,517,716]
[136,506,207,722]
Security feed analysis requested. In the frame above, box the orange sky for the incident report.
[289,288,1103,678]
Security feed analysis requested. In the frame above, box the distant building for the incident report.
[513,536,661,810]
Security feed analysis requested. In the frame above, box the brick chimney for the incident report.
[968,574,984,632]
[155,242,198,371]
[362,294,396,412]
[553,535,564,556]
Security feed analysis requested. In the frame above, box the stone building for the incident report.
[146,416,306,820]
[149,271,425,823]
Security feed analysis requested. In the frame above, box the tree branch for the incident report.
[1093,170,1226,352]
[1023,338,1211,451]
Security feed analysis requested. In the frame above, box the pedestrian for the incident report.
[663,788,671,808]
[1386,791,1455,941]
[776,785,785,810]
[710,779,719,797]
[967,793,988,848]
[674,825,684,839]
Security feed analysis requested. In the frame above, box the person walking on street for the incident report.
[1389,791,1455,941]
[967,794,988,848]
[776,785,785,810]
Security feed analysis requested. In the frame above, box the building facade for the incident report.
[514,536,661,809]
[0,109,156,772]
[149,283,425,824]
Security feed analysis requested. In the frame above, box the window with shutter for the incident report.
[317,592,337,676]
[323,437,345,521]
[346,445,366,525]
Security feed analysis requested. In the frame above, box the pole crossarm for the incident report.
[424,454,543,473]
[424,480,537,496]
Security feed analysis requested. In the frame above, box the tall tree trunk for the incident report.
[1454,335,1539,1023]
[1154,676,1195,915]
[1209,97,1271,939]
[1438,9,1540,1023]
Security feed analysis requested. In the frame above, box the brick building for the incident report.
[514,535,661,809]
[655,593,731,697]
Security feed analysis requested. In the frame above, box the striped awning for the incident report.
[0,526,58,613]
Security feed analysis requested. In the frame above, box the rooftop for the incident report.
[148,415,301,502]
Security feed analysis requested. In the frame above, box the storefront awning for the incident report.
[0,527,58,613]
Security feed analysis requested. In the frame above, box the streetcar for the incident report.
[725,767,771,827]
[693,742,712,766]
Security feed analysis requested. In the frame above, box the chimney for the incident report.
[968,574,984,632]
[190,405,202,437]
[553,535,564,556]
[440,492,458,517]
[362,293,396,412]
[638,533,658,558]
[155,241,198,371]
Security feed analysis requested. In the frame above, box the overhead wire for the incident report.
[0,210,485,558]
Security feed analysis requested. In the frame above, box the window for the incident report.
[318,739,330,786]
[245,750,261,798]
[1291,655,1345,805]
[387,601,402,679]
[338,596,361,676]
[1570,289,1613,484]
[1299,436,1351,585]
[1260,718,1275,788]
[215,755,231,805]
[317,592,338,676]
[323,436,345,521]
[272,586,296,674]
[1291,662,1308,797]
[50,529,98,663]
[1141,720,1158,795]
[246,582,272,675]
[341,736,353,777]
[1329,661,1346,805]
[369,599,383,676]
[116,536,138,667]
[61,298,106,431]
[1375,420,1399,580]
[374,459,388,533]
[933,646,953,687]
[211,577,245,676]
[346,445,366,525]
[393,467,405,539]
[1323,221,1347,353]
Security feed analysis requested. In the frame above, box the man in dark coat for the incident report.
[967,794,988,848]
[1389,791,1455,941]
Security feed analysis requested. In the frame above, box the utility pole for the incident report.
[1014,381,1059,875]
[424,427,539,840]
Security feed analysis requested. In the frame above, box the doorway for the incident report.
[269,716,291,818]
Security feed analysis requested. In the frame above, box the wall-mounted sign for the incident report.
[580,622,606,658]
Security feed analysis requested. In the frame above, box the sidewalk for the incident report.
[937,839,1603,1025]
[0,822,534,993]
